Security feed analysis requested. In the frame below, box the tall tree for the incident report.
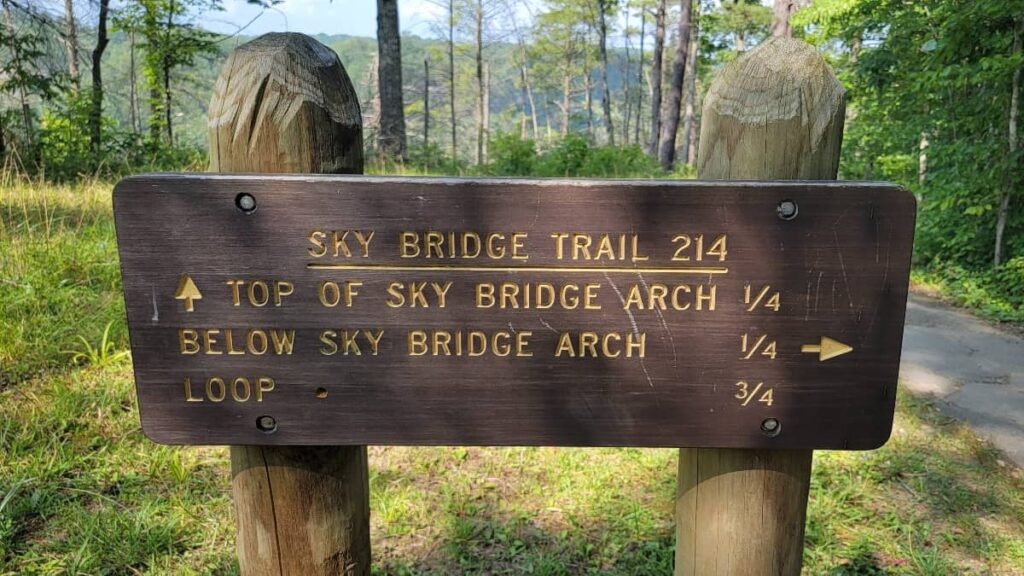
[657,0,693,170]
[996,16,1022,267]
[646,0,666,155]
[64,0,79,90]
[89,0,110,155]
[423,57,430,149]
[448,0,457,161]
[680,0,700,166]
[596,0,615,144]
[377,0,407,161]
[771,0,809,38]
[634,4,645,145]
[473,0,484,164]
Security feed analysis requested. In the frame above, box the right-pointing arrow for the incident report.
[801,336,853,362]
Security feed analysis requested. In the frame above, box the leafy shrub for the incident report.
[487,132,537,176]
[485,133,664,179]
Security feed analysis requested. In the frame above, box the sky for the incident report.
[203,0,451,39]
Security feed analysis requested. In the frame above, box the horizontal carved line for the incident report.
[306,263,729,274]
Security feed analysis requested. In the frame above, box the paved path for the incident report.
[901,293,1024,466]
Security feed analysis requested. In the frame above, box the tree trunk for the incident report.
[681,0,700,167]
[129,31,139,134]
[2,0,34,149]
[164,58,173,145]
[918,131,928,187]
[483,61,490,163]
[622,6,632,145]
[995,17,1021,267]
[658,0,693,171]
[562,42,572,137]
[423,57,430,150]
[635,8,645,146]
[597,0,615,145]
[647,0,666,155]
[65,0,80,90]
[89,0,109,156]
[519,43,539,142]
[585,64,594,139]
[207,35,368,574]
[474,0,484,165]
[377,0,407,161]
[680,38,846,576]
[772,0,809,39]
[448,0,457,162]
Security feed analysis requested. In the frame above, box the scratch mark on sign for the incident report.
[605,272,654,388]
[537,316,558,334]
[814,271,823,313]
[834,229,856,314]
[151,287,159,323]
[508,321,517,335]
[635,270,678,369]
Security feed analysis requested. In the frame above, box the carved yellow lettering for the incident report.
[344,280,362,307]
[386,281,405,307]
[184,377,202,402]
[400,232,420,258]
[554,332,575,357]
[270,330,295,355]
[231,377,251,402]
[179,329,200,355]
[333,230,352,257]
[203,329,222,355]
[364,330,383,355]
[352,230,374,257]
[319,330,339,355]
[551,232,569,259]
[408,330,427,355]
[308,230,328,257]
[476,283,495,308]
[511,232,529,260]
[626,332,646,358]
[696,284,716,311]
[256,377,275,401]
[341,330,361,355]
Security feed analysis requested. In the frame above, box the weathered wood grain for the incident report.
[676,37,851,576]
[114,175,914,449]
[205,32,370,576]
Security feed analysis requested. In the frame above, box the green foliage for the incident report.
[485,133,662,178]
[798,0,1024,315]
[65,321,130,368]
[0,181,127,386]
[114,0,221,144]
[487,132,538,176]
[912,262,1024,322]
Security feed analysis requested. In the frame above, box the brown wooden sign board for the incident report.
[113,174,915,449]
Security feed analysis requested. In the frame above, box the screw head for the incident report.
[777,199,798,220]
[236,193,257,214]
[256,415,277,433]
[760,417,781,437]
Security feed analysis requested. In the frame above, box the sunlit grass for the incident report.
[1,179,1022,574]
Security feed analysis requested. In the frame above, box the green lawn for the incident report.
[2,180,1023,575]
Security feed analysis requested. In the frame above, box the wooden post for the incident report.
[675,37,845,575]
[207,33,370,575]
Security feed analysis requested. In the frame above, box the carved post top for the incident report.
[208,32,363,174]
[698,37,846,180]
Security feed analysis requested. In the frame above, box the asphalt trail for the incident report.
[901,293,1024,466]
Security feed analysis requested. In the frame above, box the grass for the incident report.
[1,179,1023,574]
[0,179,127,387]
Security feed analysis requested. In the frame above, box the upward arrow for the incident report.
[801,336,853,362]
[174,274,203,312]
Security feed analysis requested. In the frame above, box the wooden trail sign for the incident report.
[114,173,915,449]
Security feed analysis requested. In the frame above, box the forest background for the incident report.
[1,0,1023,323]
